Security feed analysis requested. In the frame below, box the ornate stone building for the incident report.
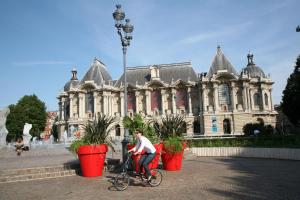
[57,47,277,139]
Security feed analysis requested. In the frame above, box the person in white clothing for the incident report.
[128,129,156,181]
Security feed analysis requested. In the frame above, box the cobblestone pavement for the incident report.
[1,152,300,200]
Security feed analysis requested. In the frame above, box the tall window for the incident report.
[218,83,231,110]
[176,88,188,109]
[264,93,269,106]
[254,93,261,106]
[115,125,120,137]
[151,90,162,111]
[85,92,94,113]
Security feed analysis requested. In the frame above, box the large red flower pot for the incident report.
[77,144,108,177]
[161,142,186,171]
[127,143,163,173]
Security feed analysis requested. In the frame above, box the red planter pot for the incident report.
[161,142,186,171]
[127,143,163,173]
[77,144,108,177]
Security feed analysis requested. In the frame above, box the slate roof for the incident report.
[80,58,112,86]
[207,46,238,78]
[64,80,79,91]
[114,62,198,87]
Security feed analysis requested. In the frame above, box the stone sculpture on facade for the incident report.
[23,123,32,148]
[0,107,10,148]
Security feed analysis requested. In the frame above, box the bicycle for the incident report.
[114,152,163,191]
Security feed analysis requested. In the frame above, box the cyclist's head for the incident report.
[134,129,143,138]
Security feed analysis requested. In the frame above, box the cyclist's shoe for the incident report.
[147,175,152,182]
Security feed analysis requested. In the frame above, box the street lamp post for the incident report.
[113,4,134,162]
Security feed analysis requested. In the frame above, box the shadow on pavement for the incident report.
[206,157,300,200]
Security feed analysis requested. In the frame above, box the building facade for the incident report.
[57,47,277,139]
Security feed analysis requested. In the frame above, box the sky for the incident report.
[0,0,299,111]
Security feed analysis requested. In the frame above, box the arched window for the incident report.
[85,92,94,113]
[253,93,261,106]
[115,125,120,137]
[237,89,243,105]
[223,119,231,134]
[264,93,269,106]
[257,118,264,126]
[193,121,201,134]
[182,122,187,134]
[218,83,231,110]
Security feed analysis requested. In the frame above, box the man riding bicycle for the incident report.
[128,129,156,181]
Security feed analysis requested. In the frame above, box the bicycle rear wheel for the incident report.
[114,173,130,191]
[148,169,162,187]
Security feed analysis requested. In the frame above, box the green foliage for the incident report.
[123,114,144,135]
[163,136,184,153]
[6,95,47,141]
[154,115,188,153]
[243,123,274,136]
[69,139,87,153]
[122,114,160,144]
[70,114,115,153]
[281,55,300,127]
[51,116,59,140]
[156,115,187,139]
[187,135,300,148]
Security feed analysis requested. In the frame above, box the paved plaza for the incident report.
[1,147,300,200]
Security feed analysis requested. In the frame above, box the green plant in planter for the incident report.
[163,136,184,153]
[155,115,187,153]
[123,113,160,144]
[70,114,116,153]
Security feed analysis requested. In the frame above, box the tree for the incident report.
[6,95,47,141]
[281,55,300,126]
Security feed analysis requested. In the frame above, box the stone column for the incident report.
[247,88,252,112]
[93,92,98,116]
[250,89,254,110]
[108,93,112,115]
[202,85,208,113]
[98,95,102,115]
[69,94,73,118]
[242,84,248,111]
[145,90,151,115]
[261,87,266,111]
[103,92,107,115]
[78,93,84,118]
[269,89,273,111]
[61,98,65,120]
[58,99,62,120]
[213,83,219,113]
[120,92,124,117]
[230,83,237,112]
[171,88,177,114]
[135,91,140,114]
[161,89,166,116]
[188,87,193,116]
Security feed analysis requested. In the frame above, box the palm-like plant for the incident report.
[123,113,160,144]
[158,115,187,139]
[70,114,115,152]
[155,115,188,153]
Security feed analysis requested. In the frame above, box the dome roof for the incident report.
[242,53,266,78]
[80,58,112,86]
[207,46,238,78]
[64,68,79,91]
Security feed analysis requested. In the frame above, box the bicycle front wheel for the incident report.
[148,169,162,187]
[114,173,130,191]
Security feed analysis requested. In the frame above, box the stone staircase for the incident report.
[0,163,80,183]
